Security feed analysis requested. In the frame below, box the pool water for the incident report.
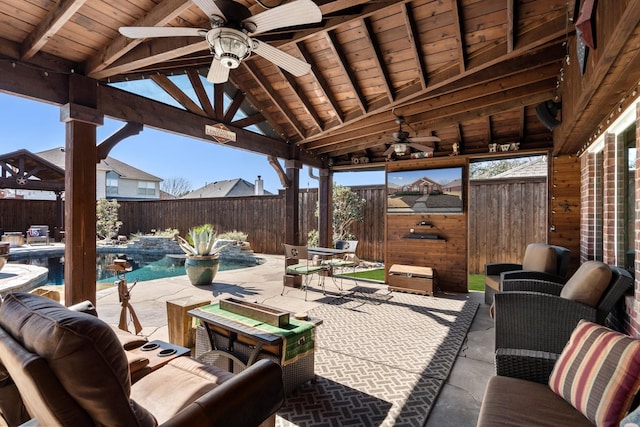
[14,253,255,286]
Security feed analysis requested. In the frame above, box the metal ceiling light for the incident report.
[207,28,252,69]
[393,143,408,155]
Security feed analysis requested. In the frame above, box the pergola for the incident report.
[1,0,639,304]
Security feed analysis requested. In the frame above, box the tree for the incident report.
[96,198,122,240]
[161,176,192,197]
[308,184,366,246]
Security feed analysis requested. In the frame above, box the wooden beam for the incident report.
[21,0,88,60]
[326,31,368,114]
[85,0,194,76]
[231,113,265,128]
[223,89,246,123]
[150,74,206,116]
[303,61,560,150]
[326,84,555,156]
[402,2,427,90]
[450,0,466,73]
[186,70,215,118]
[282,70,324,133]
[97,83,323,167]
[243,61,306,140]
[297,43,345,123]
[96,122,144,161]
[507,0,516,53]
[362,18,394,102]
[485,116,492,143]
[213,83,224,121]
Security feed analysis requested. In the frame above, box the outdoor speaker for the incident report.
[536,100,562,130]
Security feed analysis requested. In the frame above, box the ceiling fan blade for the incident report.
[408,143,434,153]
[407,136,441,143]
[206,57,230,83]
[252,40,311,77]
[191,0,225,20]
[119,26,206,38]
[244,0,322,35]
[384,145,396,156]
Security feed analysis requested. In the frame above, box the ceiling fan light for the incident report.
[208,29,252,69]
[393,143,407,155]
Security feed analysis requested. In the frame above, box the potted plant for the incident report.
[177,224,228,286]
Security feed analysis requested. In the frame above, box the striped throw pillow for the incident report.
[549,320,640,427]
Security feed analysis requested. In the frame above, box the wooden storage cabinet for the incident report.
[388,264,436,296]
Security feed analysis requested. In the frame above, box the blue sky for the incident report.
[0,85,383,194]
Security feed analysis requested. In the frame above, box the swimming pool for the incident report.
[12,252,257,286]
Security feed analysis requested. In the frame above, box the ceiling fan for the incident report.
[119,0,322,84]
[383,115,440,157]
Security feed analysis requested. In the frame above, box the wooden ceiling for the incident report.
[0,0,618,168]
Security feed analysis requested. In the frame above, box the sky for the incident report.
[0,82,384,194]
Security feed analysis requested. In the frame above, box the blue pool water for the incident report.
[13,253,255,286]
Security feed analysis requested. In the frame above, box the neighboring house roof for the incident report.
[492,157,548,179]
[182,178,272,198]
[36,147,162,182]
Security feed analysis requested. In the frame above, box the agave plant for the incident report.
[177,224,228,257]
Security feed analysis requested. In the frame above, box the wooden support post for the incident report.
[61,75,103,306]
[284,160,301,245]
[318,168,332,248]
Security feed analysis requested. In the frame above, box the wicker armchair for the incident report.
[493,263,633,384]
[484,243,571,305]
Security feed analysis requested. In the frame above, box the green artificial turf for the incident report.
[468,274,485,291]
[341,268,385,282]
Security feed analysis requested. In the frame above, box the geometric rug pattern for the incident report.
[276,287,479,426]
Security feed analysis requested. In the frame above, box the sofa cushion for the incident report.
[0,292,156,427]
[522,243,558,273]
[549,320,640,427]
[477,376,592,426]
[559,261,611,307]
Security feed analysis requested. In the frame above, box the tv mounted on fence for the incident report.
[387,167,463,214]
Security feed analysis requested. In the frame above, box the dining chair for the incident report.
[282,244,328,300]
[323,240,360,289]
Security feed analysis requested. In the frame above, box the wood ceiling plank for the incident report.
[402,2,426,89]
[243,61,306,140]
[326,30,367,113]
[297,42,344,124]
[21,0,89,60]
[281,71,323,133]
[362,18,394,102]
[85,0,194,77]
[507,0,515,52]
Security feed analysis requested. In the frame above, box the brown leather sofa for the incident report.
[0,292,284,426]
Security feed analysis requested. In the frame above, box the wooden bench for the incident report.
[388,264,436,296]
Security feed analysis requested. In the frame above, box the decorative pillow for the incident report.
[522,243,557,273]
[28,228,41,237]
[549,320,640,427]
[559,261,611,307]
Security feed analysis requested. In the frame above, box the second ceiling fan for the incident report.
[384,114,440,157]
[119,0,322,83]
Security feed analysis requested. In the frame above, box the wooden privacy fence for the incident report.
[1,179,546,269]
[468,176,548,274]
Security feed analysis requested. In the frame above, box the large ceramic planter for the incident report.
[185,256,220,286]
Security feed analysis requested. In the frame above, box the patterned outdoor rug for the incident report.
[276,287,479,426]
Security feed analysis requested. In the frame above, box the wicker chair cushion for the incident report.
[522,243,558,273]
[559,261,611,307]
[549,320,640,427]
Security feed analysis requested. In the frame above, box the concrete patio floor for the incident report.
[4,251,495,426]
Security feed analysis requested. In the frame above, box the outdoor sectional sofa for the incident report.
[0,292,284,426]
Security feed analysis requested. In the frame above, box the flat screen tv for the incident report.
[387,167,463,214]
